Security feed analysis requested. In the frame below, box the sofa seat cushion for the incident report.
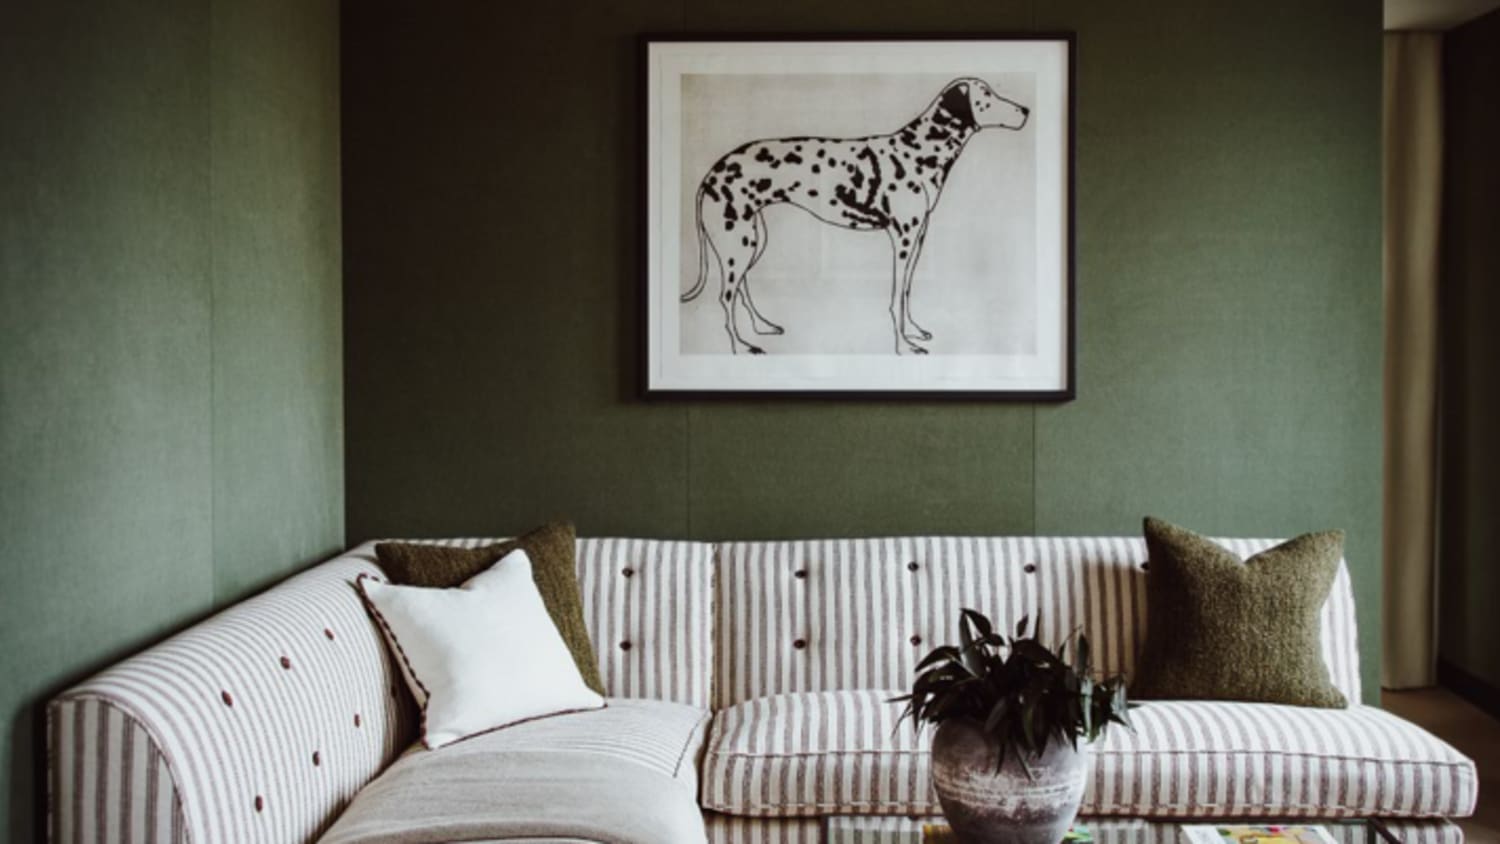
[1094,700,1477,819]
[321,698,711,844]
[702,690,937,817]
[419,697,710,789]
[700,692,1478,820]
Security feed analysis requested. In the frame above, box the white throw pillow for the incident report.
[357,548,605,749]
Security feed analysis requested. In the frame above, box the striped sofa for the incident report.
[48,537,1478,844]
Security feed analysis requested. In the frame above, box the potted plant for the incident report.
[895,610,1132,844]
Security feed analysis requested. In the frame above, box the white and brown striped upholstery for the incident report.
[820,817,1464,844]
[51,534,1480,844]
[47,537,717,844]
[48,552,414,844]
[702,691,937,817]
[1090,700,1477,818]
[713,537,1362,709]
[707,814,822,844]
[382,698,711,791]
[700,691,1477,820]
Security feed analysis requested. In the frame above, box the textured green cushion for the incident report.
[374,521,605,696]
[1131,517,1347,708]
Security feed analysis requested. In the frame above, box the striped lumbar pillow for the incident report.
[357,548,605,748]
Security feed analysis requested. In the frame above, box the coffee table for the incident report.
[824,816,1408,844]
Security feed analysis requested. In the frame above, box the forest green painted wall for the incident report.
[0,1,341,839]
[1437,9,1500,698]
[343,0,1382,701]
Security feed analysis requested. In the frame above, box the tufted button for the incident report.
[280,656,292,670]
[221,691,234,707]
[353,713,362,728]
[619,640,632,651]
[324,628,335,641]
[906,561,920,572]
[1140,561,1151,571]
[312,751,321,767]
[1024,563,1037,574]
[622,567,634,578]
[794,568,808,579]
[792,638,807,650]
[910,634,923,646]
[254,795,264,813]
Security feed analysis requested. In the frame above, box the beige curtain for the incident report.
[1382,33,1443,690]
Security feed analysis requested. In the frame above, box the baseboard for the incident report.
[1436,658,1500,720]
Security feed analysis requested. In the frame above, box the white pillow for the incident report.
[357,548,605,748]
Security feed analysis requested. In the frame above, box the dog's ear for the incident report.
[938,81,977,129]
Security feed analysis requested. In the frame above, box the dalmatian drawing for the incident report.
[681,77,1030,355]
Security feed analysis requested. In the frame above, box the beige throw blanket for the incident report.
[318,749,707,844]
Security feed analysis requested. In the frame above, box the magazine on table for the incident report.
[1181,824,1339,844]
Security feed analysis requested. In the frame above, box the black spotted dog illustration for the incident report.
[682,78,1030,355]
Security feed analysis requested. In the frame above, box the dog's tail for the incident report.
[681,185,711,303]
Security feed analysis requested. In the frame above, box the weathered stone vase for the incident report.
[931,719,1089,844]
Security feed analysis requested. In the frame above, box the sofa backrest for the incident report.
[47,537,718,844]
[712,536,1361,709]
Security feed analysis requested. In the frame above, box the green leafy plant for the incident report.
[894,609,1133,773]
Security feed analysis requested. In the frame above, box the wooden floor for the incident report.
[1384,687,1499,844]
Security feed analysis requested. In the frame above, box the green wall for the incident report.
[1437,9,1500,702]
[343,0,1382,701]
[0,1,342,839]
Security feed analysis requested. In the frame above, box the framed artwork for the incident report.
[642,34,1074,398]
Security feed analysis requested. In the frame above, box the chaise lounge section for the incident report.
[48,536,1477,843]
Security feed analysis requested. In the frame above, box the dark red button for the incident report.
[793,638,807,650]
[910,635,923,646]
[221,691,233,707]
[324,628,335,641]
[620,641,632,651]
[1141,561,1151,571]
[622,567,634,577]
[280,656,292,670]
[312,751,321,767]
[794,569,808,579]
[906,561,920,572]
[353,713,362,728]
[254,796,264,812]
[1024,563,1037,574]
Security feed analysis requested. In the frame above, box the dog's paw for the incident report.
[906,344,929,355]
[747,345,767,355]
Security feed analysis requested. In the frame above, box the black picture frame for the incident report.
[641,33,1075,401]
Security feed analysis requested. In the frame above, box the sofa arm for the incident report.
[48,693,187,843]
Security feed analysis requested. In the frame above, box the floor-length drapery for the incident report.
[1382,32,1443,689]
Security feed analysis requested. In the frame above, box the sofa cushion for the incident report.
[1093,700,1477,819]
[702,690,937,817]
[700,691,1478,819]
[390,537,717,707]
[1132,518,1347,707]
[321,699,712,844]
[405,697,711,791]
[375,522,606,695]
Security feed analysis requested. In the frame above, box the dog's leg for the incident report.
[739,213,784,336]
[711,227,766,355]
[901,218,934,343]
[886,229,927,355]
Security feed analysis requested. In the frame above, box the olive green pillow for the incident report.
[374,521,604,696]
[1132,517,1347,708]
